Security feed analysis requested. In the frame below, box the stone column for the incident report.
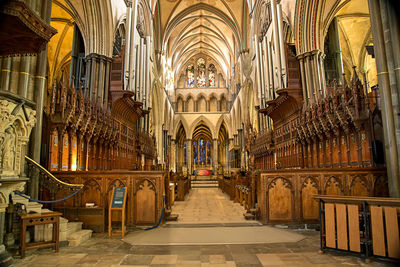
[277,3,287,87]
[213,138,218,171]
[124,1,132,90]
[90,54,98,102]
[85,57,92,96]
[69,24,79,86]
[298,55,308,106]
[18,56,31,98]
[128,0,139,92]
[187,139,192,175]
[270,0,282,88]
[0,57,11,91]
[104,59,111,107]
[97,57,105,106]
[29,0,52,198]
[368,0,400,196]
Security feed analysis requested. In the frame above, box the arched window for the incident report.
[196,58,206,87]
[187,64,195,87]
[208,64,216,87]
[193,141,198,164]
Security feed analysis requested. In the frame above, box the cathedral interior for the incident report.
[0,0,400,266]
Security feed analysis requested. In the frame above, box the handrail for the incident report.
[314,195,400,206]
[25,156,83,188]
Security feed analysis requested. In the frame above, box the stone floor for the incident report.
[168,188,258,225]
[11,188,397,266]
[13,231,395,267]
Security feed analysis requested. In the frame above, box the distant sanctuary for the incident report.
[0,0,399,264]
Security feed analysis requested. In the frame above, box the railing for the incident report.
[25,156,83,208]
[315,195,400,262]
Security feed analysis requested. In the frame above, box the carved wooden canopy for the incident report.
[0,0,57,56]
[111,90,147,127]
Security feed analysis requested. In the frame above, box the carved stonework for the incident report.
[0,99,36,178]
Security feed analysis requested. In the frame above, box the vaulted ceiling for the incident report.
[156,0,248,79]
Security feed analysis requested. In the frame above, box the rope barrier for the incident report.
[144,195,165,231]
[13,188,82,204]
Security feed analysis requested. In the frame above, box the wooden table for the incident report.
[20,212,62,258]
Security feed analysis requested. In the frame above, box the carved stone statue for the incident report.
[2,127,16,173]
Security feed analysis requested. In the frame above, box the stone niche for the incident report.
[0,98,37,210]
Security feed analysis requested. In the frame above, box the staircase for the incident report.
[12,192,92,247]
[191,175,218,188]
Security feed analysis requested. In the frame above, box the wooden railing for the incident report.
[218,177,235,200]
[315,195,400,262]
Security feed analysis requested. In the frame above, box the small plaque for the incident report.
[111,187,126,209]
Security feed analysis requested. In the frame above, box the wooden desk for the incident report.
[20,212,62,258]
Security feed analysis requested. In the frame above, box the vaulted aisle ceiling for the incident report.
[157,0,247,78]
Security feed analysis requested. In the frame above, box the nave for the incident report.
[168,188,256,225]
[1,0,400,265]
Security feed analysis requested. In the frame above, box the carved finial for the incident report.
[71,75,76,90]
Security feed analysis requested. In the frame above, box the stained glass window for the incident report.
[208,64,216,87]
[197,58,206,87]
[187,64,194,87]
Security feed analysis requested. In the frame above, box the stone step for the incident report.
[66,222,83,236]
[191,184,219,188]
[60,221,83,241]
[166,214,179,221]
[191,180,218,183]
[244,212,255,220]
[67,229,92,246]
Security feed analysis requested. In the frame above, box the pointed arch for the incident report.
[188,115,216,139]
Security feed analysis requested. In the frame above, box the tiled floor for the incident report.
[168,188,258,225]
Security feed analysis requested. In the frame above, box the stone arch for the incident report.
[188,115,216,139]
[173,117,190,139]
[209,94,218,112]
[216,115,232,139]
[196,95,207,112]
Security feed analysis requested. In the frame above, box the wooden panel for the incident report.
[347,204,360,252]
[332,139,339,165]
[268,178,292,221]
[336,204,348,250]
[370,205,386,257]
[325,177,342,195]
[384,207,400,258]
[136,179,156,224]
[350,177,368,197]
[325,203,336,248]
[301,179,319,220]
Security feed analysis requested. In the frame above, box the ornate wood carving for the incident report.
[0,0,57,56]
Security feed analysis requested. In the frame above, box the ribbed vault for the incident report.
[156,0,248,84]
